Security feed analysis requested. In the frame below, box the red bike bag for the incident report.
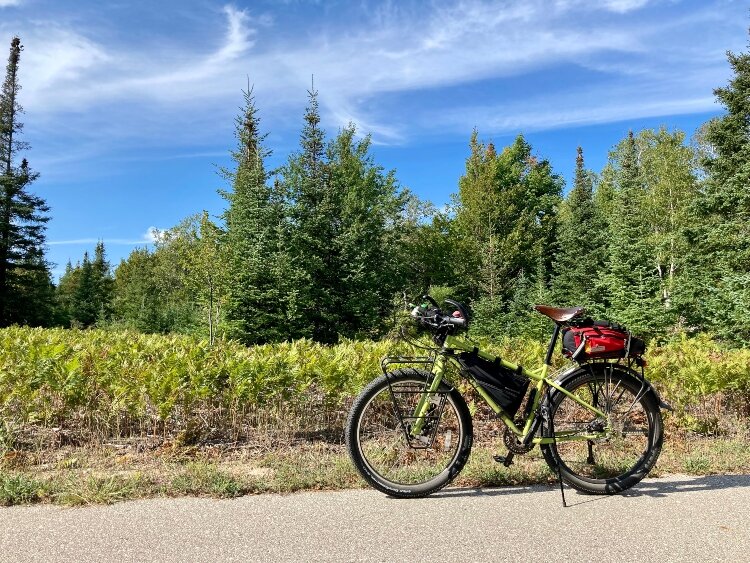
[562,321,645,361]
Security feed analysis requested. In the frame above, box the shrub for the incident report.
[0,327,747,443]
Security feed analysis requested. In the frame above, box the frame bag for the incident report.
[457,351,530,416]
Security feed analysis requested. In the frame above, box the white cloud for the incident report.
[19,4,255,112]
[23,29,110,104]
[440,94,718,135]
[47,238,151,246]
[601,0,651,13]
[144,227,164,243]
[0,0,21,7]
[9,0,746,151]
[47,227,162,246]
[554,0,651,13]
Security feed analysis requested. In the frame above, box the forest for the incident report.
[2,33,750,351]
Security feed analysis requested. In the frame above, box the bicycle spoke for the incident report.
[357,379,462,486]
[551,373,652,481]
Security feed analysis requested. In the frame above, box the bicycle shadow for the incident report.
[426,474,750,506]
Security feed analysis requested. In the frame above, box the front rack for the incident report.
[380,353,449,449]
[381,354,436,375]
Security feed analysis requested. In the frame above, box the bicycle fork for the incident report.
[408,355,447,437]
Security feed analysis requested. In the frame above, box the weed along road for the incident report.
[1,475,748,562]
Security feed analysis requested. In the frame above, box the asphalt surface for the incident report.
[1,474,749,562]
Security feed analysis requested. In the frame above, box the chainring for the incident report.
[503,424,534,454]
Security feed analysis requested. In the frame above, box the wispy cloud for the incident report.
[0,0,21,7]
[47,238,153,246]
[47,227,161,246]
[21,4,259,111]
[9,0,747,149]
[556,0,652,13]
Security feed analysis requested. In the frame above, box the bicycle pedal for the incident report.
[492,454,514,467]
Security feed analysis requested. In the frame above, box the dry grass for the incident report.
[1,423,748,507]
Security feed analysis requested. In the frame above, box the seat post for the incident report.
[544,323,561,366]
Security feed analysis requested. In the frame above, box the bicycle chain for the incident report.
[503,423,534,454]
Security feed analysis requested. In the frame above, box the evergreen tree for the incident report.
[55,243,115,327]
[552,147,604,313]
[689,39,750,342]
[284,86,340,343]
[604,132,662,335]
[72,252,98,326]
[220,87,290,344]
[453,133,562,334]
[0,37,52,326]
[91,241,114,323]
[326,125,408,338]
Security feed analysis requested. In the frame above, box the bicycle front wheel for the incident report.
[540,365,663,494]
[345,368,473,498]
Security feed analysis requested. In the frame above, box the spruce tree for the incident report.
[0,37,52,326]
[284,86,340,343]
[552,147,604,312]
[221,87,289,344]
[326,125,408,338]
[604,132,662,335]
[72,251,98,326]
[92,241,114,323]
[690,40,750,341]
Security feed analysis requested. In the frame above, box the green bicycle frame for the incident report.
[409,332,608,445]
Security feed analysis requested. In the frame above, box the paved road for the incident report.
[1,475,749,562]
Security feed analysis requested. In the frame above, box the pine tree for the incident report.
[690,39,750,342]
[0,37,52,326]
[552,147,605,313]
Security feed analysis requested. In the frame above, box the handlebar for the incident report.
[410,304,466,330]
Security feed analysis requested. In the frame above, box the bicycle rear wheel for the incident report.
[345,368,473,498]
[540,365,663,494]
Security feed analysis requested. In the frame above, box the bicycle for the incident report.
[345,295,669,499]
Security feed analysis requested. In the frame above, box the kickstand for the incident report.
[545,406,566,508]
[556,457,567,508]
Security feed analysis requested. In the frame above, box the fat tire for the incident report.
[345,368,473,498]
[540,366,663,495]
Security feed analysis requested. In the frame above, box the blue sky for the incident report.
[0,0,747,277]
